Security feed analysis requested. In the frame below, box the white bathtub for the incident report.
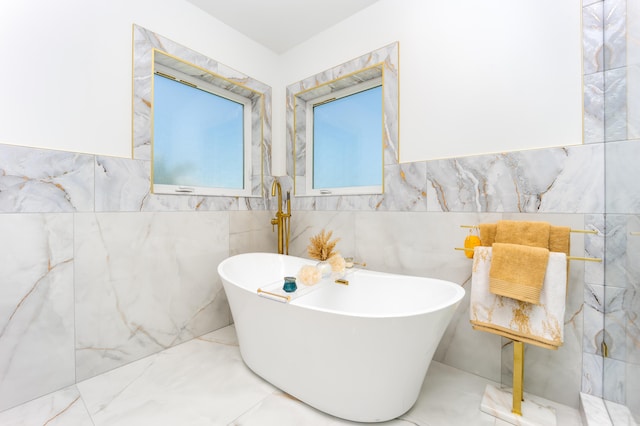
[217,253,465,422]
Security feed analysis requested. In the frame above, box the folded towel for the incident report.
[549,226,571,256]
[489,243,550,304]
[471,246,567,349]
[494,220,550,248]
[479,223,497,246]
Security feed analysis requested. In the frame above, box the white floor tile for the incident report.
[0,385,93,426]
[76,326,275,426]
[1,325,586,426]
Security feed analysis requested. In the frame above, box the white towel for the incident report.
[470,246,567,349]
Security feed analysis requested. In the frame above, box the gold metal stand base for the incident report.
[480,384,557,426]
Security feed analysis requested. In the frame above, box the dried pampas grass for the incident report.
[307,229,340,261]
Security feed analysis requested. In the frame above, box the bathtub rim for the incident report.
[218,252,466,319]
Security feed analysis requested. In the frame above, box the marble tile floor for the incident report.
[0,325,583,426]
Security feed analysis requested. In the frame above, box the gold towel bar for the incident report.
[257,288,291,302]
[454,247,602,262]
[459,225,598,235]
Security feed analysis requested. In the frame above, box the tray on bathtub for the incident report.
[257,278,331,303]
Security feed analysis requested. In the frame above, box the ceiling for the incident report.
[185,0,380,54]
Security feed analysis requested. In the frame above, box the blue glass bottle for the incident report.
[283,276,297,293]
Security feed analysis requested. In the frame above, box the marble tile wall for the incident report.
[0,141,275,412]
[602,0,640,422]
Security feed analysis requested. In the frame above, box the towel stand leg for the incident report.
[512,340,524,415]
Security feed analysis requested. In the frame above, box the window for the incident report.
[306,78,383,195]
[151,50,253,197]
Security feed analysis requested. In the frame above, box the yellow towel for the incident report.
[478,223,496,246]
[494,220,550,248]
[489,243,550,304]
[549,226,570,256]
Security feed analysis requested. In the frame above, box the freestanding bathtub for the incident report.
[217,253,465,422]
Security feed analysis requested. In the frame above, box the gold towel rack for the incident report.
[454,247,602,262]
[460,225,598,235]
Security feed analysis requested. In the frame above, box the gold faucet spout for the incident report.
[271,180,289,254]
[271,180,282,212]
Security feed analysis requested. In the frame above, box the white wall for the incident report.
[276,0,583,172]
[0,0,280,158]
[0,0,583,173]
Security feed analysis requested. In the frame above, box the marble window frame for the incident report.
[286,42,399,197]
[132,24,271,198]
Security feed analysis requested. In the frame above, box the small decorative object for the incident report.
[298,265,321,285]
[464,227,481,259]
[328,254,346,277]
[283,276,297,293]
[307,229,340,262]
[316,260,332,278]
[344,257,354,268]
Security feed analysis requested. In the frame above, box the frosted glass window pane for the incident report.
[153,74,244,189]
[312,85,382,189]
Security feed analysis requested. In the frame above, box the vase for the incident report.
[316,261,332,278]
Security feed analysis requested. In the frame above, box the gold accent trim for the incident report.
[459,225,597,234]
[257,288,291,302]
[335,278,349,285]
[454,247,601,262]
[512,341,524,416]
[153,49,262,96]
[178,79,197,88]
[154,71,176,80]
[602,341,609,358]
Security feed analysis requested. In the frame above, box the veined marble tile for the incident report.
[426,145,604,213]
[376,163,428,211]
[604,286,629,361]
[623,362,640,423]
[583,284,606,355]
[582,352,604,397]
[95,156,241,212]
[287,211,356,259]
[603,356,626,404]
[605,214,632,287]
[630,64,640,140]
[0,214,75,411]
[0,385,92,426]
[585,214,605,285]
[0,144,94,213]
[584,72,605,144]
[580,392,612,426]
[74,211,231,380]
[604,0,627,70]
[231,391,413,426]
[229,210,277,255]
[606,141,640,213]
[583,1,604,74]
[605,398,639,426]
[605,68,628,142]
[76,326,275,426]
[401,361,499,426]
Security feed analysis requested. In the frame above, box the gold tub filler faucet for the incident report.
[271,179,291,254]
